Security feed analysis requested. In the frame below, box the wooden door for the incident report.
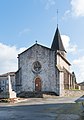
[35,78,41,91]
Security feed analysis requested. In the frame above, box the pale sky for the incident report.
[0,0,84,83]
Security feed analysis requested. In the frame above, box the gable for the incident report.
[18,43,56,77]
[18,43,53,57]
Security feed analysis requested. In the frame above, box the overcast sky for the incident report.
[0,0,84,83]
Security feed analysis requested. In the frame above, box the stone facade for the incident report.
[16,27,77,97]
[16,43,74,96]
[16,44,59,94]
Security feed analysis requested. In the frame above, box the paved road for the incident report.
[0,97,84,120]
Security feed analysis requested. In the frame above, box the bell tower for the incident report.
[51,26,66,57]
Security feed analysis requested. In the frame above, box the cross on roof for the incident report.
[35,40,37,44]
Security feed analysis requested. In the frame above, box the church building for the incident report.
[16,26,76,97]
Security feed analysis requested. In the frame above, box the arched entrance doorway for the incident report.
[35,77,41,91]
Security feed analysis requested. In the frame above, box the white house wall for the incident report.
[57,54,70,71]
[0,77,8,92]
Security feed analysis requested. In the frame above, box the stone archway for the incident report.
[35,77,41,91]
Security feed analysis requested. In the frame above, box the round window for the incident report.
[32,61,41,73]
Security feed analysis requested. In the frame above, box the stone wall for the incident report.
[64,89,84,97]
[0,92,9,98]
[18,44,59,94]
[57,53,70,71]
[0,91,16,99]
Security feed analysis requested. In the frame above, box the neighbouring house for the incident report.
[15,26,77,97]
[78,82,84,90]
[0,72,16,98]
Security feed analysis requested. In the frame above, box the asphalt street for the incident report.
[0,97,84,120]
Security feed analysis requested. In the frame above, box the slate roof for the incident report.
[0,72,15,77]
[78,82,84,86]
[51,27,66,52]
